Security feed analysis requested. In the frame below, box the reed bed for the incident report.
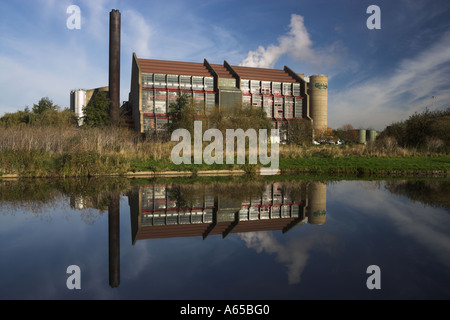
[0,125,448,177]
[0,125,175,160]
[0,126,175,176]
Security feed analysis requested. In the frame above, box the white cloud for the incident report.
[122,9,154,58]
[79,0,114,40]
[239,14,342,70]
[329,31,450,129]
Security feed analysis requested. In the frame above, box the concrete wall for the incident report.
[85,86,109,104]
[217,75,242,110]
[129,53,142,133]
[219,89,243,110]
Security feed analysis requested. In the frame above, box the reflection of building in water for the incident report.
[70,196,87,210]
[69,195,108,211]
[307,182,327,225]
[129,182,327,244]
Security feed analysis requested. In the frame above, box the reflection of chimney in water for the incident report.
[109,9,121,126]
[108,192,120,288]
[307,181,327,225]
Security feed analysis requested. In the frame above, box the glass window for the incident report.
[192,77,204,90]
[206,93,215,111]
[294,98,303,118]
[204,209,213,223]
[249,207,259,220]
[205,77,214,91]
[155,90,167,114]
[180,76,191,89]
[142,73,153,87]
[154,74,166,88]
[285,97,294,119]
[240,209,249,221]
[250,80,260,94]
[167,75,179,89]
[263,96,273,118]
[274,97,283,118]
[271,206,280,218]
[193,92,204,103]
[194,92,205,114]
[293,83,300,96]
[261,81,271,95]
[142,90,154,113]
[168,91,179,107]
[272,82,281,95]
[143,118,155,132]
[156,118,168,131]
[205,194,214,208]
[283,83,292,96]
[141,187,153,210]
[241,80,250,93]
[252,94,262,108]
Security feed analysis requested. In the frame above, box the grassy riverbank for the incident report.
[0,126,449,178]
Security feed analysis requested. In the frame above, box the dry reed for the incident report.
[0,125,176,160]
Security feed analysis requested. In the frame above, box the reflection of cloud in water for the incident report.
[123,242,153,281]
[331,181,450,267]
[239,231,333,284]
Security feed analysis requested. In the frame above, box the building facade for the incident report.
[128,53,328,137]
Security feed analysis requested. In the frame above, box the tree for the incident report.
[314,127,337,143]
[340,124,359,143]
[38,108,76,127]
[32,97,58,114]
[167,94,199,135]
[379,121,406,146]
[0,97,76,127]
[211,103,272,134]
[286,118,313,146]
[168,97,271,137]
[82,91,111,127]
[379,107,450,150]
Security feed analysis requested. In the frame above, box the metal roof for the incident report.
[209,63,234,79]
[230,65,298,83]
[136,57,300,83]
[137,58,213,77]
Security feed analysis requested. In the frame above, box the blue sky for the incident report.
[1,0,450,130]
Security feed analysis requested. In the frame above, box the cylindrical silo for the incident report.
[307,181,327,225]
[75,90,85,115]
[71,89,86,126]
[359,129,367,144]
[369,130,377,142]
[309,75,328,132]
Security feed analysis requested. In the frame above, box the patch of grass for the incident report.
[279,156,450,175]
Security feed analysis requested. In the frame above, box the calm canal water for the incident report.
[0,177,449,300]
